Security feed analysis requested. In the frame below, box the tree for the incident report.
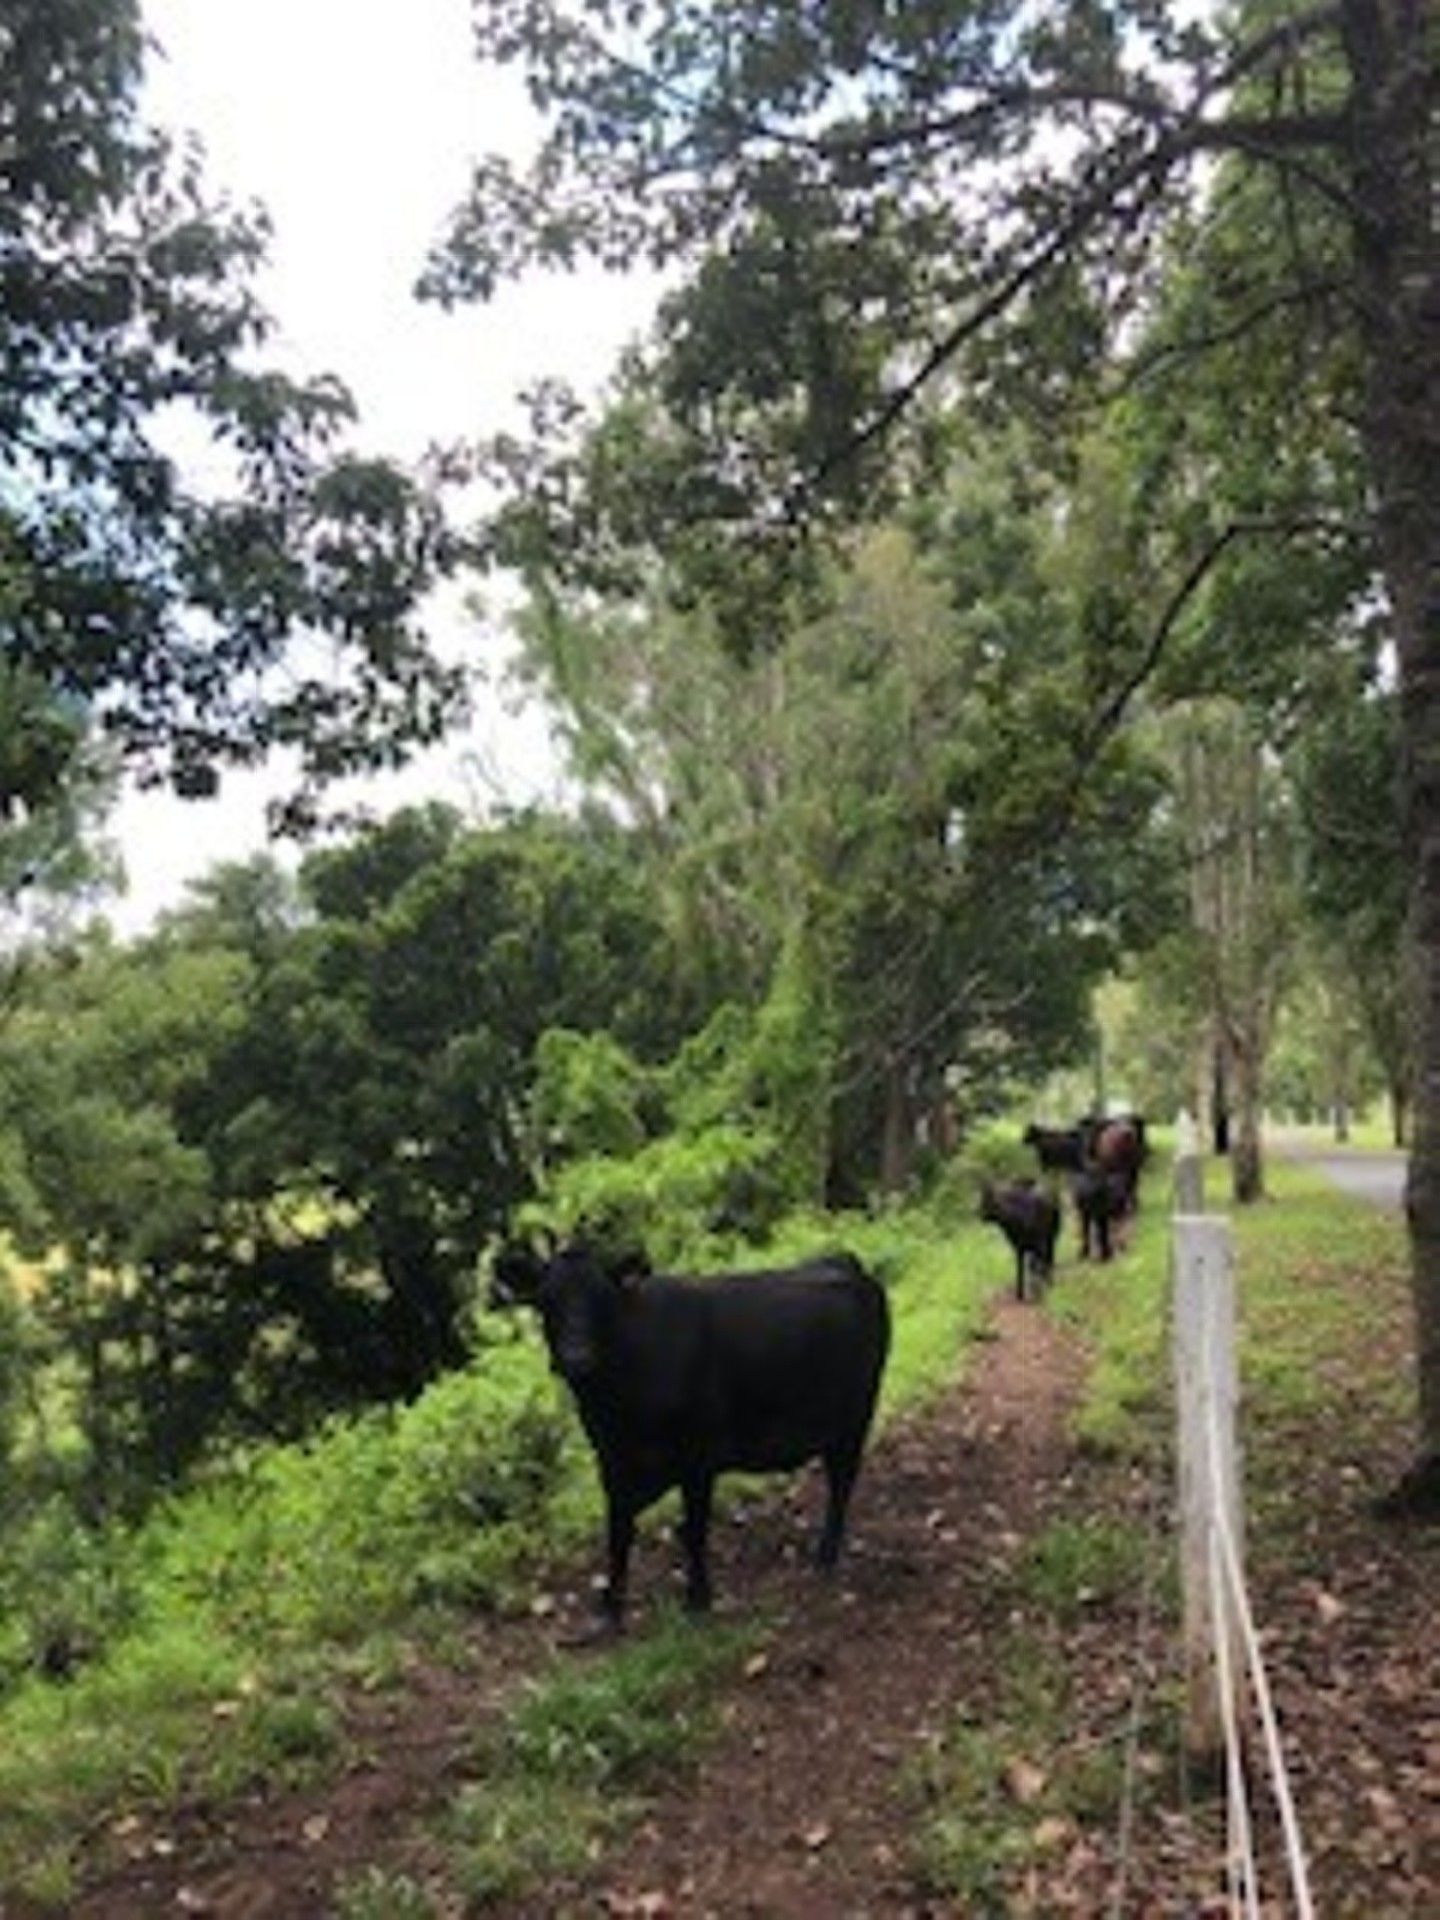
[433,0,1440,1506]
[0,0,462,838]
[1166,699,1297,1201]
[504,445,1176,1195]
[0,930,250,1505]
[170,808,692,1406]
[1269,953,1384,1135]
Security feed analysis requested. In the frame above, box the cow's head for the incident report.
[533,1241,651,1386]
[488,1241,547,1310]
[496,1240,648,1385]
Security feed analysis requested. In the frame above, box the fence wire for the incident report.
[1170,1168,1316,1920]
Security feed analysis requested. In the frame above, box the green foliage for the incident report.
[530,942,839,1250]
[0,3,460,819]
[334,1867,439,1920]
[531,1027,652,1162]
[0,808,702,1495]
[0,1271,29,1484]
[145,1341,580,1643]
[0,1499,137,1691]
[538,1122,785,1265]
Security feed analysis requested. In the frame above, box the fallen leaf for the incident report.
[1315,1589,1346,1624]
[743,1652,770,1680]
[301,1814,330,1845]
[1004,1757,1048,1805]
[1033,1814,1074,1851]
[802,1822,832,1851]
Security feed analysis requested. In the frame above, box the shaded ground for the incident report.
[50,1242,1440,1918]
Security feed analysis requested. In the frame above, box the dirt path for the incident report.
[60,1296,1087,1920]
[547,1298,1087,1919]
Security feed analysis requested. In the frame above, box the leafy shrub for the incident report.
[145,1340,580,1641]
[926,1125,1038,1224]
[530,1027,653,1161]
[0,1499,137,1693]
[537,1122,785,1265]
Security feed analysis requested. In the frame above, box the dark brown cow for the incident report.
[1088,1117,1144,1213]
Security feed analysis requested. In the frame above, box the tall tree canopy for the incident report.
[432,0,1440,1507]
[0,0,462,832]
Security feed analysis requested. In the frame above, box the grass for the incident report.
[0,1202,1008,1906]
[1045,1160,1174,1459]
[441,1609,759,1904]
[903,1628,1138,1905]
[901,1145,1415,1913]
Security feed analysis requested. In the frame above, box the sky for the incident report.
[111,0,661,931]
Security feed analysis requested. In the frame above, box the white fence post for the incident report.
[1173,1210,1242,1771]
[1174,1105,1205,1212]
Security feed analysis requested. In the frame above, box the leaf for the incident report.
[1004,1757,1048,1804]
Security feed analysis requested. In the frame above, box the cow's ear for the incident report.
[604,1245,651,1291]
[490,1243,545,1308]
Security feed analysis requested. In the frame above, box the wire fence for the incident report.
[1171,1126,1316,1919]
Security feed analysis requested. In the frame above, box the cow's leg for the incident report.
[817,1440,863,1570]
[679,1471,714,1612]
[600,1491,637,1626]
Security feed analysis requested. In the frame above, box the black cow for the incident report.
[490,1241,890,1627]
[979,1179,1061,1302]
[1071,1167,1130,1261]
[1022,1121,1087,1174]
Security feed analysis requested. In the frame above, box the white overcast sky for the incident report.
[110,0,660,931]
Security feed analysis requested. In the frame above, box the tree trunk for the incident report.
[1230,1034,1265,1205]
[880,1056,913,1193]
[1211,1031,1231,1158]
[1343,0,1440,1500]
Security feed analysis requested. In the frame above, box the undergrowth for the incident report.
[0,1200,1006,1903]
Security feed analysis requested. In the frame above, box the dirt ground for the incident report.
[51,1279,1440,1919]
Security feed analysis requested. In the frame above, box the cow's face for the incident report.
[536,1245,628,1387]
